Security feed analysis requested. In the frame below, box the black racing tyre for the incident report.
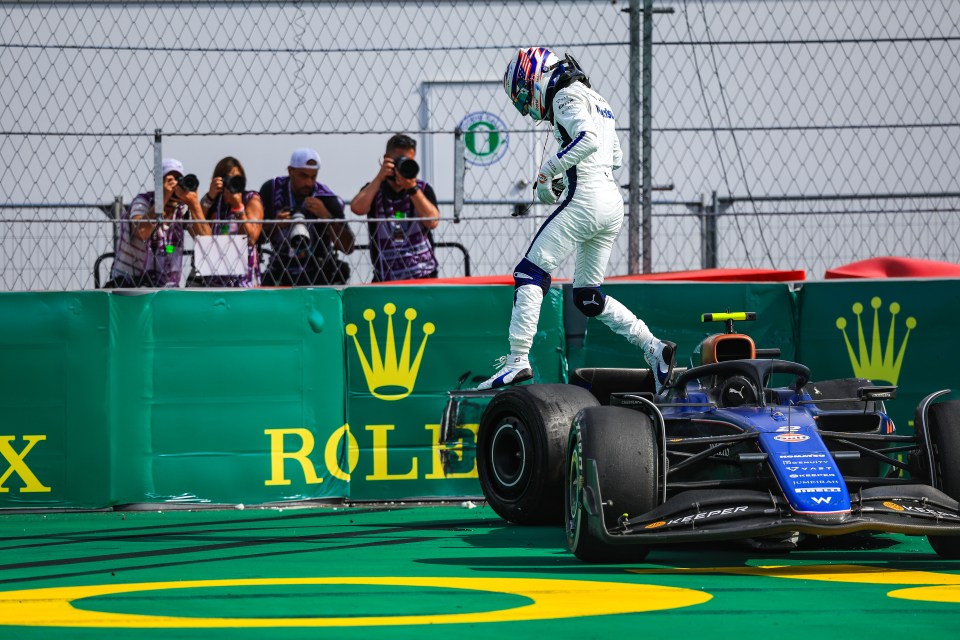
[477,384,599,525]
[925,400,960,559]
[565,406,658,563]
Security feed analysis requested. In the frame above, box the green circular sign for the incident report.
[460,112,509,166]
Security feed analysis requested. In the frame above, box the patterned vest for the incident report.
[111,191,187,286]
[368,180,438,281]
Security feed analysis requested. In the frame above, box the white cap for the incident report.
[289,148,321,171]
[161,158,185,177]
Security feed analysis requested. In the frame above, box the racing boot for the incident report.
[598,296,676,393]
[644,339,677,395]
[476,284,541,390]
[476,353,533,390]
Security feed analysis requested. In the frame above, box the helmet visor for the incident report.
[507,50,534,116]
[511,87,531,116]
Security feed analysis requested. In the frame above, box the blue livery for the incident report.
[466,309,960,562]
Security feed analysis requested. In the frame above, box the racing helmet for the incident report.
[504,47,591,122]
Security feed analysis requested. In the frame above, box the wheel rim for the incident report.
[490,421,527,488]
[566,437,584,548]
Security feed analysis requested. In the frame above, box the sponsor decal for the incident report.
[595,105,614,119]
[899,505,960,520]
[0,435,50,493]
[264,423,479,486]
[811,496,833,505]
[774,434,809,443]
[645,521,667,529]
[664,506,749,526]
[884,501,905,511]
[778,453,827,460]
[346,303,435,401]
[796,487,843,493]
[835,297,917,385]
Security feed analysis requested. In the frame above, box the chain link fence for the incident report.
[2,0,959,290]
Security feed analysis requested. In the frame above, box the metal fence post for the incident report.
[641,0,653,274]
[111,195,123,249]
[697,194,706,269]
[153,129,162,219]
[700,191,718,269]
[710,190,720,269]
[453,125,464,224]
[628,0,641,275]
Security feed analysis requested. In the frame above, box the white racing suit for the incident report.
[509,81,656,356]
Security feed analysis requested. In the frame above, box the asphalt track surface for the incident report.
[0,504,957,639]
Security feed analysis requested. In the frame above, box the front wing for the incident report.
[580,459,960,545]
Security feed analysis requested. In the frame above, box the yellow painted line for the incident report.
[889,585,960,603]
[631,564,960,585]
[631,564,960,605]
[0,576,711,628]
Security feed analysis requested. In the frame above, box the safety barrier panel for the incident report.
[0,286,566,507]
[0,280,957,508]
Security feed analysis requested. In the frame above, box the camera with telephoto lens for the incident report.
[393,156,419,180]
[224,175,246,193]
[288,211,312,254]
[177,173,200,192]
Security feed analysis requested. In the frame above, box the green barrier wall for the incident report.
[108,289,347,505]
[341,285,565,500]
[0,286,565,507]
[1,280,957,508]
[569,282,799,371]
[0,293,112,508]
[798,279,960,431]
[0,290,346,508]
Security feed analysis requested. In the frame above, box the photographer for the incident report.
[350,133,440,282]
[107,158,210,288]
[197,156,264,287]
[259,148,355,286]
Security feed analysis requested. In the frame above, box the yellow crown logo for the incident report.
[346,303,435,401]
[835,297,917,385]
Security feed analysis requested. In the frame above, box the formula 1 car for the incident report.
[457,312,960,562]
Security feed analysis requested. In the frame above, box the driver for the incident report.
[477,47,676,392]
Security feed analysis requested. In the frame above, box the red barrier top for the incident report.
[606,268,806,282]
[825,256,960,279]
[365,268,805,286]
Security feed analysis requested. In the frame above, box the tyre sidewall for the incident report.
[565,406,658,562]
[925,400,960,558]
[478,384,598,524]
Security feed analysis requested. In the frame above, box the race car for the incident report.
[455,312,960,562]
